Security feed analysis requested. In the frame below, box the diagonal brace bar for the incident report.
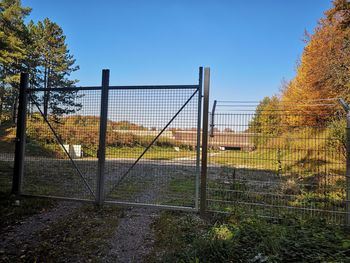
[108,87,200,193]
[28,94,96,198]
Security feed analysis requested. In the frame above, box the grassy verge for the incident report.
[148,211,350,263]
[0,160,56,232]
[209,148,344,175]
[1,205,122,263]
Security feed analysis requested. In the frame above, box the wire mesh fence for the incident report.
[0,144,15,193]
[6,70,350,224]
[207,99,347,224]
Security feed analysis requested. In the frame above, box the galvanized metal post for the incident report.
[195,67,203,210]
[96,69,110,206]
[200,67,210,216]
[346,112,350,225]
[12,73,29,196]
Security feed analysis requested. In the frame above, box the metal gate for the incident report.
[12,67,209,211]
[10,69,350,223]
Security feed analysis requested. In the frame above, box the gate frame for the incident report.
[12,67,208,213]
[200,67,210,216]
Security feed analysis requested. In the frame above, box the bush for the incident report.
[327,118,346,160]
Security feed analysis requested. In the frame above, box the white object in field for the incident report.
[219,146,225,151]
[174,147,180,152]
[15,200,20,206]
[70,145,82,158]
[63,144,70,154]
[61,144,82,158]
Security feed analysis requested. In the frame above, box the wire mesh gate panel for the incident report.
[207,100,348,224]
[104,86,201,209]
[17,69,202,210]
[22,88,101,201]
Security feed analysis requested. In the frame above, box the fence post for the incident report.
[195,67,203,210]
[346,112,350,225]
[96,69,110,206]
[339,98,350,225]
[12,73,29,196]
[200,67,210,216]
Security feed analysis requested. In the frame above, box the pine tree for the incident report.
[29,18,80,119]
[0,0,31,124]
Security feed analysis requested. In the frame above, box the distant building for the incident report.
[113,129,255,150]
[173,130,255,151]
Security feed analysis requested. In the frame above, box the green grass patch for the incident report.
[148,211,350,263]
[107,176,153,201]
[101,146,196,160]
[161,177,196,207]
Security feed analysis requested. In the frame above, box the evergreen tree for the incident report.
[0,0,31,124]
[29,18,80,119]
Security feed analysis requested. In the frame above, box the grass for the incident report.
[210,147,344,175]
[107,175,153,201]
[148,211,350,263]
[0,161,13,193]
[0,161,56,232]
[84,145,197,160]
[1,204,122,263]
[206,164,346,223]
[160,177,196,207]
[207,135,346,222]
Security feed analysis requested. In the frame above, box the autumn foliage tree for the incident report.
[281,0,350,125]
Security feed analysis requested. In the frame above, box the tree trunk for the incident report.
[43,66,48,118]
[12,90,18,125]
[0,97,3,126]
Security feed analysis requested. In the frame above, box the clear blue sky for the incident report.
[23,0,333,102]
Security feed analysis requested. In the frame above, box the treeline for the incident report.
[25,115,192,150]
[251,0,350,133]
[0,0,79,125]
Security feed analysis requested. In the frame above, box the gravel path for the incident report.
[104,177,162,263]
[104,206,159,263]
